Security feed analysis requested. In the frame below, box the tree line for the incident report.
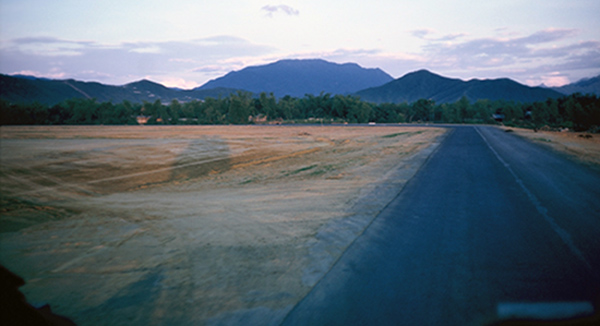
[1,91,599,132]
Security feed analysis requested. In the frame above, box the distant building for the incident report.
[493,108,505,122]
[492,114,505,122]
[136,115,151,125]
[249,114,268,124]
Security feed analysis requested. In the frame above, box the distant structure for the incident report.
[493,109,505,122]
[249,114,268,124]
[492,113,505,122]
[136,115,151,125]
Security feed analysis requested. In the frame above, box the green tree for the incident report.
[228,91,252,124]
[277,95,297,120]
[200,97,227,124]
[0,101,48,125]
[472,99,494,124]
[372,103,405,123]
[169,99,182,124]
[441,103,457,123]
[64,98,98,124]
[257,92,277,119]
[109,101,136,124]
[410,99,435,122]
[349,101,372,123]
[155,100,169,124]
[455,96,470,122]
[501,101,523,126]
[332,94,351,119]
[182,100,201,123]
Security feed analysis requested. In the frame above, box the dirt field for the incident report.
[0,125,446,326]
[501,127,600,167]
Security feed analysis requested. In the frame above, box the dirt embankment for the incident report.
[501,127,600,168]
[1,125,446,326]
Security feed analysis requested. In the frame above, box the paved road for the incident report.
[281,126,600,326]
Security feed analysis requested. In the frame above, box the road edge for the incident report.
[279,128,452,326]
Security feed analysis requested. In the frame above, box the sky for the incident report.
[1,0,599,89]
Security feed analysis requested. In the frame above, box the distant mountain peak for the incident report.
[408,69,435,75]
[197,58,394,97]
[125,79,164,87]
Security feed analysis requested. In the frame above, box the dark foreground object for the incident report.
[281,126,600,326]
[1,265,77,326]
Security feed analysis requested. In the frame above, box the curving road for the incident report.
[281,126,600,325]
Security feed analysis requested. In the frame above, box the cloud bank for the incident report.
[415,28,600,85]
[0,36,275,88]
[0,29,598,88]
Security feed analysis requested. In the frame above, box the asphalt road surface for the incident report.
[281,126,600,326]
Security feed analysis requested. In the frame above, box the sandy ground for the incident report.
[501,126,600,168]
[0,125,446,326]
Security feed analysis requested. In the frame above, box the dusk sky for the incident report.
[1,0,599,89]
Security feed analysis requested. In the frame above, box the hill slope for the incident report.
[355,70,564,104]
[197,59,394,97]
[0,75,241,105]
[2,66,572,106]
[552,75,600,96]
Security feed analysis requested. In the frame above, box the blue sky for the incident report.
[1,0,599,88]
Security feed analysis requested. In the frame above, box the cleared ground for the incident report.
[503,127,600,167]
[0,125,445,325]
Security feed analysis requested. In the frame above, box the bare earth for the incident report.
[502,126,600,167]
[0,125,446,326]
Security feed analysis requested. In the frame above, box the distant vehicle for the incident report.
[493,108,505,122]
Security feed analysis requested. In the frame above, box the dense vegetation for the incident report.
[1,91,599,132]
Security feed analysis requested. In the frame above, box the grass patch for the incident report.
[382,132,409,138]
[309,164,336,176]
[309,169,327,176]
[382,130,424,138]
[290,164,317,175]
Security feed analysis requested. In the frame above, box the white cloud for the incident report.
[10,69,67,80]
[530,73,571,87]
[516,28,578,45]
[0,36,276,88]
[410,29,600,85]
[287,29,599,86]
[261,4,299,17]
[6,37,92,56]
[411,29,467,42]
[192,65,226,73]
[156,77,200,89]
[129,45,162,54]
[1,28,597,89]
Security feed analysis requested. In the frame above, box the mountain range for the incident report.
[1,59,598,106]
[197,59,394,98]
[0,74,240,106]
[550,75,600,96]
[355,70,565,104]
